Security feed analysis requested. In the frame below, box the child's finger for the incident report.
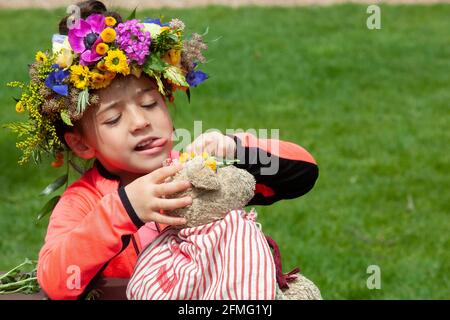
[155,180,191,197]
[187,134,213,155]
[204,139,219,156]
[155,196,192,211]
[185,134,203,153]
[149,163,183,183]
[151,212,187,226]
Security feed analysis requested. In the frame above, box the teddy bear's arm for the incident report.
[228,133,318,205]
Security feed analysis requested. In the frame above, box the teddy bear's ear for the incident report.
[186,160,221,190]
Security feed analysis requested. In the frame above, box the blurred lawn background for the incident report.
[0,4,449,299]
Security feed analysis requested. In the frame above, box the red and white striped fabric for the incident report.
[127,209,276,300]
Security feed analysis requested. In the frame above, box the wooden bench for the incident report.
[0,278,129,300]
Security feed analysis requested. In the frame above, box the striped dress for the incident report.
[126,209,276,300]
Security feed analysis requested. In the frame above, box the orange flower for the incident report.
[91,71,105,83]
[95,43,109,55]
[104,71,116,80]
[97,60,108,72]
[105,16,117,27]
[51,159,64,168]
[100,27,116,43]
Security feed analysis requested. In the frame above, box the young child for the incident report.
[8,1,318,300]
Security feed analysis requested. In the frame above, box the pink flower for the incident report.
[115,19,151,65]
[68,14,106,65]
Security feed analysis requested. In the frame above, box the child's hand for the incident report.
[124,163,192,225]
[185,132,236,159]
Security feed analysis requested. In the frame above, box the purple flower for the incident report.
[116,19,151,65]
[68,14,106,65]
[45,64,69,96]
[186,70,208,87]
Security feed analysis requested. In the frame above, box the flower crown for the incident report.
[6,13,209,165]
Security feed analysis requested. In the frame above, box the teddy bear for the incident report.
[126,153,322,300]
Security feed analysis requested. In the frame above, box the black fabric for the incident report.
[230,135,319,206]
[95,160,120,181]
[131,235,140,256]
[118,186,145,229]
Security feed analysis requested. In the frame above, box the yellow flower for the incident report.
[97,60,108,72]
[69,64,90,89]
[100,27,116,43]
[15,101,25,113]
[160,26,170,33]
[93,77,111,90]
[104,49,130,75]
[202,151,209,159]
[91,72,104,83]
[95,43,109,55]
[89,69,115,89]
[179,152,189,163]
[204,158,217,172]
[55,48,74,69]
[105,16,117,27]
[35,51,47,63]
[162,49,181,67]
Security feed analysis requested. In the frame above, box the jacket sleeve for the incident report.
[230,132,319,206]
[37,184,143,300]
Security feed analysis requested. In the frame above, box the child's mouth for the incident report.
[134,137,167,153]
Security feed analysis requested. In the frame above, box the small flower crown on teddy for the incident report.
[6,12,209,165]
[166,151,240,172]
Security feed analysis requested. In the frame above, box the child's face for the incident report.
[78,75,174,181]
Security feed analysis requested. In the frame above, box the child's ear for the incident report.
[64,132,96,159]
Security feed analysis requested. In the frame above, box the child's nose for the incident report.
[129,108,150,132]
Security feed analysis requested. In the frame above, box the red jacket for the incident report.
[37,132,318,299]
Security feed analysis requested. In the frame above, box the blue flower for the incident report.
[45,64,69,96]
[186,70,208,87]
[143,18,169,27]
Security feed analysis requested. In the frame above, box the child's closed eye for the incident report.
[102,102,157,126]
[142,102,157,109]
[104,115,121,126]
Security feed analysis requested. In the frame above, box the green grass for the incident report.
[0,4,449,299]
